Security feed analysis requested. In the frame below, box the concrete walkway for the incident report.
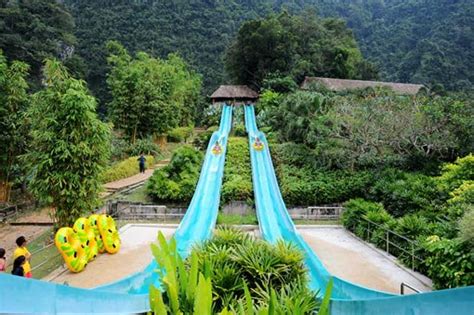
[299,227,432,294]
[103,168,155,192]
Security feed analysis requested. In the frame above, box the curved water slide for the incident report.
[0,105,233,314]
[244,104,474,314]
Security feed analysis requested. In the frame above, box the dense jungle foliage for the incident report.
[257,87,473,289]
[2,0,471,113]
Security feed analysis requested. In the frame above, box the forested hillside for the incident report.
[63,0,313,100]
[314,0,474,91]
[1,0,472,102]
[62,0,472,97]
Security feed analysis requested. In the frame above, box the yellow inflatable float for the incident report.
[73,217,98,262]
[97,214,121,254]
[54,214,121,272]
[211,141,222,155]
[54,227,88,273]
[253,137,264,151]
[88,214,105,253]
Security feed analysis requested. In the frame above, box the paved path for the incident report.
[299,227,432,294]
[103,168,155,192]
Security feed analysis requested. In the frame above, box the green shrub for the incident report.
[423,236,474,289]
[168,126,194,143]
[342,199,384,232]
[191,227,313,312]
[147,146,202,203]
[102,155,155,183]
[221,137,253,204]
[149,228,329,314]
[193,126,218,150]
[278,165,373,206]
[126,138,160,157]
[232,124,246,137]
[368,169,443,217]
[437,154,474,193]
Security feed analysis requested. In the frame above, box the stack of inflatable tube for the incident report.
[54,214,121,273]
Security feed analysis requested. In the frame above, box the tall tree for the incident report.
[0,51,29,202]
[26,59,110,227]
[225,12,376,89]
[106,41,201,143]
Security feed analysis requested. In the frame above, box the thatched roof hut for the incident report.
[210,85,259,104]
[301,77,424,95]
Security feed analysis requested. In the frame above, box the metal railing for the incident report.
[400,282,421,294]
[291,206,344,220]
[352,217,424,272]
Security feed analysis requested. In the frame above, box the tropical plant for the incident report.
[149,228,333,314]
[26,59,110,227]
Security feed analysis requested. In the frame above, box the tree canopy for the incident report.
[225,12,377,88]
[106,41,201,142]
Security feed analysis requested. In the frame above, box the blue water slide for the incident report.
[94,104,233,295]
[0,105,233,314]
[244,104,474,314]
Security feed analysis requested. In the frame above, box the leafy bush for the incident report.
[193,126,218,150]
[278,166,373,206]
[368,169,443,217]
[168,126,194,143]
[149,228,331,314]
[221,137,253,204]
[147,146,202,203]
[191,227,315,312]
[126,138,161,157]
[102,155,155,183]
[438,154,474,193]
[423,236,474,289]
[342,199,385,232]
[232,124,246,137]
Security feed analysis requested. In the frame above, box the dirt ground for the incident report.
[49,225,175,288]
[300,228,432,294]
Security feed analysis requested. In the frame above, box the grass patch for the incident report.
[217,213,258,225]
[122,184,153,203]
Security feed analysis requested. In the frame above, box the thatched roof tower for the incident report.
[210,85,259,104]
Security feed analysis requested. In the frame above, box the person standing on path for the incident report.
[137,153,146,174]
[13,236,32,278]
